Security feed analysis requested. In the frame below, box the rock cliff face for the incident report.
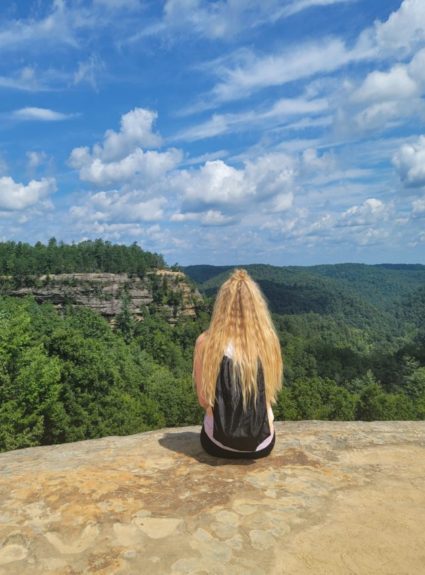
[2,270,202,324]
[0,421,424,574]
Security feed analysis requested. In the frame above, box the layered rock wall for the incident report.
[1,270,202,324]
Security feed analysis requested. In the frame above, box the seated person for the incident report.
[193,268,283,459]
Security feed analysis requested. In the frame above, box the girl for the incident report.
[193,268,283,459]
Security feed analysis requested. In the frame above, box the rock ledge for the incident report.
[1,421,424,574]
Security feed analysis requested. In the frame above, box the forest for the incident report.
[1,240,424,453]
[0,238,165,281]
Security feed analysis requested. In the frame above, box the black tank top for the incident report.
[213,355,271,451]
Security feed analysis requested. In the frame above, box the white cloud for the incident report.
[353,99,423,132]
[176,96,328,141]
[408,47,425,88]
[182,149,229,166]
[368,0,425,58]
[12,107,75,121]
[99,108,162,159]
[258,194,397,251]
[335,46,425,136]
[189,0,425,111]
[72,191,166,223]
[257,196,394,250]
[0,0,142,53]
[179,160,248,205]
[212,38,357,103]
[171,209,235,226]
[73,54,106,90]
[130,0,356,43]
[93,0,141,9]
[177,152,295,210]
[393,136,425,187]
[0,65,76,92]
[0,176,56,210]
[0,0,78,51]
[74,108,161,163]
[0,67,42,91]
[269,192,294,213]
[69,108,182,186]
[163,0,235,39]
[340,198,390,226]
[301,148,335,173]
[74,221,147,239]
[70,147,181,185]
[244,153,295,200]
[280,0,356,18]
[283,116,333,132]
[355,226,390,246]
[175,114,229,142]
[26,151,48,169]
[412,197,425,214]
[198,209,236,225]
[352,65,419,103]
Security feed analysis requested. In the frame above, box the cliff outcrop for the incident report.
[1,270,202,324]
[1,421,424,574]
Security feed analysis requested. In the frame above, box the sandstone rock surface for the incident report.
[0,421,424,574]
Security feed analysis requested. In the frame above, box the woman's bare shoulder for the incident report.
[195,330,209,349]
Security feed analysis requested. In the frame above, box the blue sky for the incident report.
[1,0,425,266]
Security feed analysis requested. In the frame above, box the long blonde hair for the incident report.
[196,268,283,410]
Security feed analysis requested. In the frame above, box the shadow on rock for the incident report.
[158,431,255,467]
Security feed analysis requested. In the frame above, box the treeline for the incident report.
[0,238,165,279]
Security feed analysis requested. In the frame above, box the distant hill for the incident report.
[305,263,425,308]
[183,263,425,331]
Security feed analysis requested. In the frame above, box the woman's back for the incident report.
[212,347,271,451]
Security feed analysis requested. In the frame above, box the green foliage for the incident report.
[0,238,164,281]
[2,259,425,453]
[354,371,416,420]
[0,299,65,450]
[116,292,136,343]
[274,377,357,421]
[0,290,214,452]
[144,369,203,427]
[0,297,169,452]
[404,367,425,400]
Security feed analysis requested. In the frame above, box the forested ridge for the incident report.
[1,241,424,453]
[0,238,165,280]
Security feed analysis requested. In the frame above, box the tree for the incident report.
[356,373,415,420]
[115,292,135,343]
[0,299,66,451]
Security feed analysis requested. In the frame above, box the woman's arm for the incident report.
[193,331,210,410]
[267,403,275,433]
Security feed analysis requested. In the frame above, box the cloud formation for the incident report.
[12,107,75,121]
[1,1,425,264]
[0,176,56,210]
[69,108,182,185]
[393,136,425,187]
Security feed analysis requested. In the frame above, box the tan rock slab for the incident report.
[0,421,424,574]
